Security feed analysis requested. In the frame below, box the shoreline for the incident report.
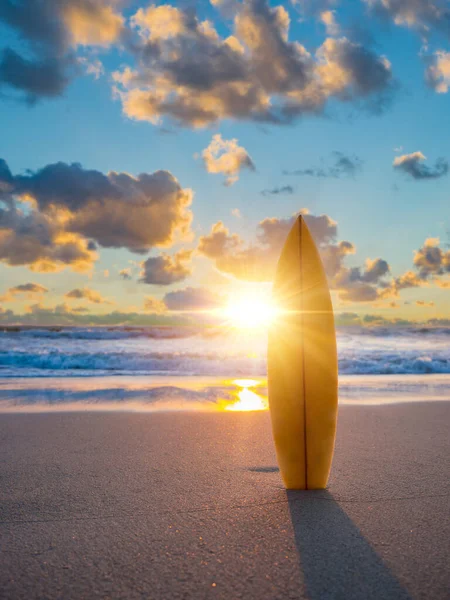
[0,373,449,413]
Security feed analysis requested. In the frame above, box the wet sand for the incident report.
[1,402,449,599]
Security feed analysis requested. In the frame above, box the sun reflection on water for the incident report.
[223,379,268,412]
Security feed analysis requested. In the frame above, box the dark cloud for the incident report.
[413,238,450,279]
[393,151,448,180]
[0,48,72,101]
[163,287,224,311]
[15,162,193,252]
[0,202,96,272]
[0,0,123,101]
[0,1,66,51]
[284,151,363,178]
[261,185,294,196]
[378,237,450,299]
[140,250,193,285]
[0,157,193,271]
[332,258,391,302]
[0,282,48,302]
[114,0,393,127]
[9,283,48,295]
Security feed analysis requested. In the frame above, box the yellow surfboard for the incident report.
[268,215,338,489]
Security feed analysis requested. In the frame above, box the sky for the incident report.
[0,0,449,327]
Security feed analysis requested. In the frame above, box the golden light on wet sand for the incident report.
[224,379,268,412]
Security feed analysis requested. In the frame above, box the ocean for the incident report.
[0,326,449,410]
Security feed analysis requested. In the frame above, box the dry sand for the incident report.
[1,402,449,599]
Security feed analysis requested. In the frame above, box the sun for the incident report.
[222,290,279,329]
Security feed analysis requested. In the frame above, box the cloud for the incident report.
[416,300,435,307]
[389,270,424,294]
[113,0,393,127]
[0,0,124,101]
[78,57,104,80]
[413,237,450,279]
[0,158,192,271]
[380,238,450,298]
[425,50,450,93]
[0,282,48,302]
[119,268,133,280]
[332,257,391,302]
[0,49,73,101]
[63,1,124,47]
[284,151,363,178]
[0,304,193,327]
[261,185,295,196]
[393,151,449,180]
[200,134,255,185]
[143,296,167,314]
[198,211,342,282]
[13,162,193,251]
[65,287,112,304]
[435,278,450,288]
[363,0,450,41]
[0,203,97,272]
[163,286,224,311]
[198,210,406,304]
[140,250,193,285]
[321,10,340,36]
[8,283,48,295]
[294,0,339,16]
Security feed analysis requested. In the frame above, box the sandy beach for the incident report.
[1,401,449,599]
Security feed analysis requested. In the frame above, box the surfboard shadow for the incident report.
[287,490,412,600]
[247,466,280,473]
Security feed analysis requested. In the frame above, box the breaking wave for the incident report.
[0,326,449,377]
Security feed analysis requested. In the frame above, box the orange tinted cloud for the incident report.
[200,134,255,185]
[63,2,124,47]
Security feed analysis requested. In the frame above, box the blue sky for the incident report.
[0,0,449,325]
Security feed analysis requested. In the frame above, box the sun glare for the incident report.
[224,379,268,412]
[223,291,278,329]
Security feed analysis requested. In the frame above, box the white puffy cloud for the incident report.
[200,134,255,185]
